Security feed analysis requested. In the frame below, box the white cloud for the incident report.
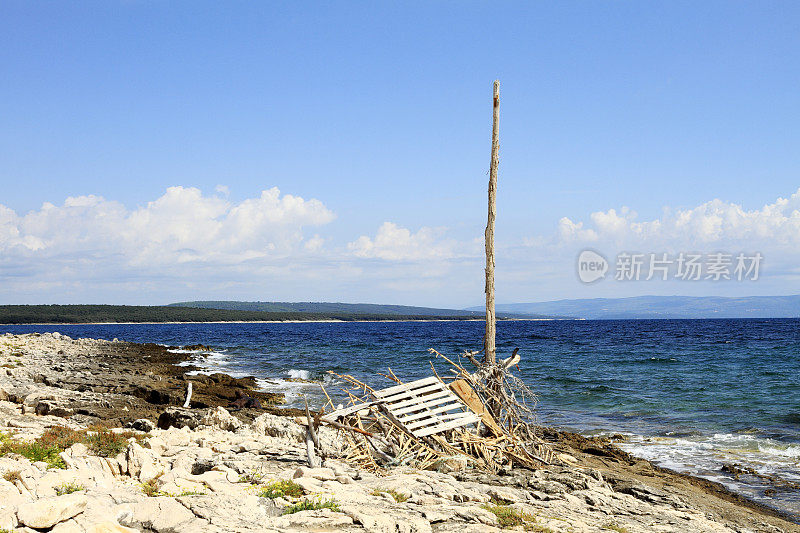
[304,234,324,252]
[348,222,456,261]
[556,188,800,248]
[0,186,336,268]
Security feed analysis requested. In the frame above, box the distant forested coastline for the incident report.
[0,304,487,324]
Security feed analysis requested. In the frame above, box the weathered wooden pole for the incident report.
[484,80,499,365]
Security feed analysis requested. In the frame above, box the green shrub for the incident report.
[55,481,85,495]
[4,440,66,469]
[2,470,21,483]
[371,488,409,503]
[283,497,341,515]
[0,425,143,469]
[0,426,82,469]
[140,472,165,497]
[174,488,206,496]
[481,503,551,531]
[238,466,268,484]
[38,426,83,450]
[602,524,630,533]
[84,429,134,458]
[258,479,305,499]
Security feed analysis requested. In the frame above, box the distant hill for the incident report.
[169,301,561,320]
[169,300,484,317]
[0,304,482,324]
[467,295,800,319]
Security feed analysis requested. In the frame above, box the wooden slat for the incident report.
[406,411,479,431]
[396,402,464,424]
[389,389,452,411]
[413,414,481,437]
[372,376,439,397]
[375,382,447,403]
[392,394,459,417]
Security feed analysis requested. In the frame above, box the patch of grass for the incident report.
[55,481,85,495]
[84,428,138,458]
[3,439,67,469]
[602,524,630,533]
[238,466,268,484]
[258,479,305,499]
[140,472,165,497]
[38,426,84,450]
[3,470,21,483]
[481,503,551,531]
[371,488,409,503]
[0,425,143,470]
[1,426,84,468]
[282,496,341,515]
[174,488,207,496]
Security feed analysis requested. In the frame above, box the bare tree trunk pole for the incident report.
[484,80,499,365]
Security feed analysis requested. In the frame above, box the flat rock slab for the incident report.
[17,493,88,529]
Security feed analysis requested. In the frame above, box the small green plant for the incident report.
[258,479,305,499]
[140,472,165,497]
[3,470,21,483]
[283,496,341,515]
[371,489,409,503]
[55,481,85,495]
[177,489,206,496]
[238,466,268,484]
[602,524,630,533]
[481,503,550,531]
[161,487,207,497]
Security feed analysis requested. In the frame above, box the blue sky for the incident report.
[2,2,799,307]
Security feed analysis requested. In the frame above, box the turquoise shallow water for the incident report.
[3,318,799,519]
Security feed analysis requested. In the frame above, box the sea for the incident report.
[2,319,798,520]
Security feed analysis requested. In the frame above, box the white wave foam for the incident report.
[757,443,800,458]
[620,431,800,515]
[288,369,310,380]
[260,377,321,404]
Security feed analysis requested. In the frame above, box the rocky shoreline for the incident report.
[0,332,797,532]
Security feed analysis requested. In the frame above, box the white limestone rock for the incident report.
[16,493,88,529]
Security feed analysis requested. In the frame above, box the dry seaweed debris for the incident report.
[315,349,557,474]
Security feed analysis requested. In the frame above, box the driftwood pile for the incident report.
[300,348,558,474]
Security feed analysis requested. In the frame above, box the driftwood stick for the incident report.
[182,381,193,408]
[304,396,321,467]
[296,416,376,437]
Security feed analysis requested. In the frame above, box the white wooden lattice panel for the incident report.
[373,377,480,438]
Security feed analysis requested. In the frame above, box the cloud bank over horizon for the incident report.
[2,186,800,306]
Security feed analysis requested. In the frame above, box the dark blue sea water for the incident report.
[2,319,799,517]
